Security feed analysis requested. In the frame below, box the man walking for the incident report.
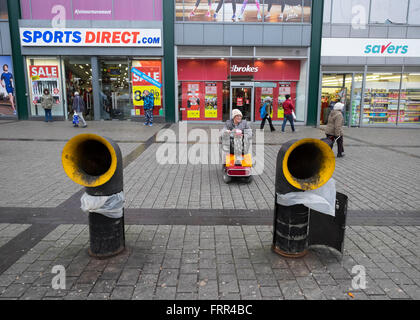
[281,94,295,132]
[72,92,87,128]
[142,90,154,126]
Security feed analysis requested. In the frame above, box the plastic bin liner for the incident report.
[276,179,336,217]
[80,191,125,219]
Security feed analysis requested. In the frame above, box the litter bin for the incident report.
[272,138,339,257]
[62,133,125,259]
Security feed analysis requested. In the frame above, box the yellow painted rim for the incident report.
[282,138,335,191]
[62,134,117,187]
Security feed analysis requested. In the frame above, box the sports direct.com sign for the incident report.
[20,28,161,47]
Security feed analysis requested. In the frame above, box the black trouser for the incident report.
[267,0,286,12]
[326,134,344,156]
[215,0,224,13]
[195,0,211,6]
[260,115,275,131]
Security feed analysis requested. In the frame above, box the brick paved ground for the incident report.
[0,121,419,300]
[0,224,418,300]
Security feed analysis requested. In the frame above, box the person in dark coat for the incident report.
[72,91,87,127]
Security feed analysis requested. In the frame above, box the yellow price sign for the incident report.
[278,108,284,119]
[205,109,217,118]
[133,86,161,107]
[31,75,40,81]
[188,110,200,118]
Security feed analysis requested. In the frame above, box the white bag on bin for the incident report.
[80,191,125,219]
[276,178,336,216]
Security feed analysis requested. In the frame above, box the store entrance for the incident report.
[320,73,353,126]
[231,84,253,122]
[99,58,130,120]
[63,57,93,120]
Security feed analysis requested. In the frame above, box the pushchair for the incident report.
[220,129,253,184]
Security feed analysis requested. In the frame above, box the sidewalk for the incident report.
[0,120,419,300]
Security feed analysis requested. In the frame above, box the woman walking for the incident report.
[325,102,345,158]
[190,0,212,18]
[238,0,262,21]
[41,88,53,122]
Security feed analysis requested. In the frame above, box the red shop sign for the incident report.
[237,97,243,106]
[29,66,59,78]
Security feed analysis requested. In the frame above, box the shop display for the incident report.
[205,82,218,118]
[132,60,162,116]
[400,89,420,123]
[29,65,61,116]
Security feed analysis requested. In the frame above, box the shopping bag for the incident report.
[292,111,297,120]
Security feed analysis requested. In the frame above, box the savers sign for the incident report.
[20,28,161,47]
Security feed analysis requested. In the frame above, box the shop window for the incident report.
[320,73,352,126]
[399,73,420,125]
[362,73,402,125]
[63,57,92,119]
[132,60,163,118]
[323,0,331,23]
[0,0,8,19]
[0,56,16,117]
[175,0,311,23]
[370,0,408,24]
[408,0,420,25]
[26,57,65,118]
[331,0,370,24]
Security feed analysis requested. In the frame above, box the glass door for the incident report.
[99,58,130,120]
[231,86,253,122]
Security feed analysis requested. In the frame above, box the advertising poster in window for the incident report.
[205,82,218,118]
[278,82,291,119]
[186,82,201,119]
[176,0,311,23]
[0,56,16,117]
[132,60,162,116]
[29,65,61,116]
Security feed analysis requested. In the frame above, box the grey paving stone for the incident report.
[0,284,31,298]
[177,274,198,293]
[198,279,219,300]
[110,286,135,300]
[374,279,410,299]
[278,280,305,300]
[20,286,48,300]
[158,269,179,287]
[154,286,176,300]
[117,268,141,286]
[218,274,239,294]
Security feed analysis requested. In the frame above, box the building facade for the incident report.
[3,0,420,127]
[320,0,420,127]
[18,0,164,122]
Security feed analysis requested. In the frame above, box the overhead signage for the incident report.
[20,28,162,47]
[322,38,420,57]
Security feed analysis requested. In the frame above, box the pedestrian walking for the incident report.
[41,88,53,122]
[142,90,155,126]
[260,97,275,132]
[325,102,345,158]
[281,94,295,132]
[72,91,87,128]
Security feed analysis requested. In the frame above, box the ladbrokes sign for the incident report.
[322,38,420,57]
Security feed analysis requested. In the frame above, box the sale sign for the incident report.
[29,66,59,80]
[132,60,162,115]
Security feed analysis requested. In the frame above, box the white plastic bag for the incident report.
[80,191,125,219]
[276,179,336,216]
[292,111,297,120]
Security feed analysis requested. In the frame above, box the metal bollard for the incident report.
[273,138,336,258]
[62,134,125,259]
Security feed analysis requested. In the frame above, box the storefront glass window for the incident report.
[99,58,130,120]
[0,0,8,19]
[132,60,163,119]
[362,72,402,125]
[331,0,370,24]
[370,0,408,24]
[26,57,65,118]
[177,58,305,122]
[175,0,311,23]
[63,57,92,119]
[320,73,352,126]
[399,72,420,125]
[350,74,363,126]
[408,0,420,25]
